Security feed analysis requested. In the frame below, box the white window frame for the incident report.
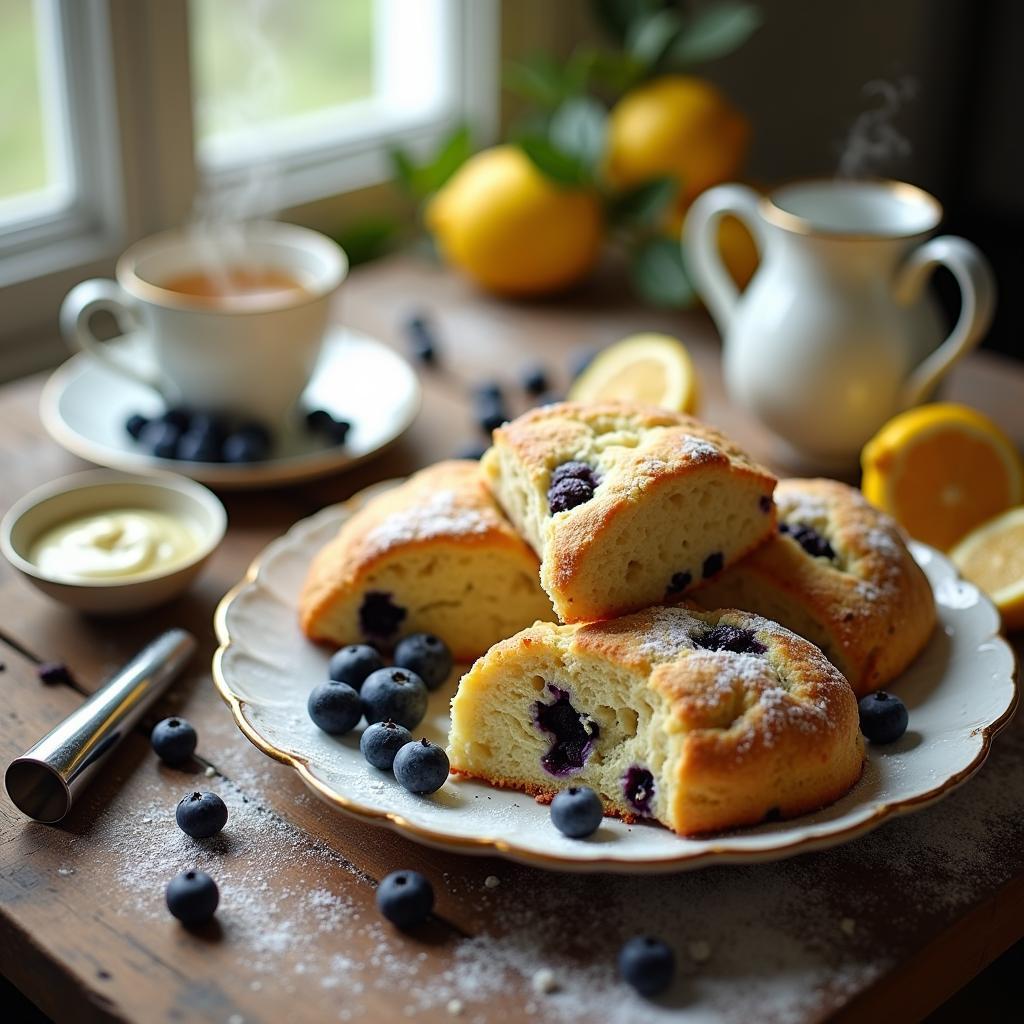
[0,0,499,379]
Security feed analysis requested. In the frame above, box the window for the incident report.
[0,0,498,373]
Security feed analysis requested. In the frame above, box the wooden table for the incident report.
[1,253,1023,1024]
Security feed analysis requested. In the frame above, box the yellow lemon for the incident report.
[606,75,750,207]
[861,403,1024,550]
[950,507,1024,630]
[568,332,699,413]
[425,145,603,297]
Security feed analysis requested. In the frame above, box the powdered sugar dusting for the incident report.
[679,435,722,462]
[363,490,491,555]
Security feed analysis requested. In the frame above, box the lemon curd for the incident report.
[30,509,199,582]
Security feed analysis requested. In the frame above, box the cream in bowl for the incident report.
[1,470,226,613]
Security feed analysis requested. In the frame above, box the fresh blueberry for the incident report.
[308,680,363,735]
[701,551,724,579]
[858,691,909,744]
[150,717,197,764]
[475,395,507,434]
[328,644,385,690]
[618,936,675,997]
[472,381,502,403]
[161,406,192,431]
[165,869,219,925]
[393,738,449,794]
[455,442,488,460]
[361,668,428,729]
[393,633,453,691]
[140,419,182,459]
[521,364,549,395]
[37,661,74,686]
[376,869,434,929]
[533,685,598,776]
[222,430,268,463]
[360,720,413,770]
[780,521,836,560]
[305,408,334,432]
[548,476,594,513]
[177,429,221,462]
[550,461,598,489]
[125,413,149,439]
[175,791,228,839]
[550,786,603,838]
[406,315,437,364]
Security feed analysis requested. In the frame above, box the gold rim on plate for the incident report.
[211,481,1020,872]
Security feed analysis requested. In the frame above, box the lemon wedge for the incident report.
[568,332,700,413]
[951,506,1024,630]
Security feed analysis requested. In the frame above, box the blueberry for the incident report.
[150,717,197,764]
[407,315,437,364]
[166,869,219,925]
[140,419,182,459]
[237,420,272,447]
[550,461,598,489]
[222,430,268,463]
[359,591,407,643]
[125,413,149,439]
[475,395,507,434]
[361,668,428,729]
[328,644,384,690]
[701,551,724,579]
[697,624,766,656]
[533,685,598,776]
[37,662,74,686]
[521,364,549,395]
[161,406,192,431]
[622,765,655,816]
[305,408,333,432]
[759,494,773,514]
[323,416,351,445]
[548,476,594,514]
[393,633,453,691]
[666,571,692,595]
[376,870,433,929]
[360,720,413,770]
[550,786,603,838]
[780,521,836,560]
[393,738,450,794]
[858,690,909,744]
[455,443,488,460]
[472,381,503,404]
[177,429,221,462]
[308,680,363,735]
[618,936,675,997]
[175,791,228,839]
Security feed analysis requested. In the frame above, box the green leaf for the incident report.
[630,236,696,308]
[609,176,679,228]
[518,137,590,187]
[670,1,763,66]
[627,8,684,67]
[504,54,569,109]
[389,146,422,199]
[580,48,648,95]
[590,0,671,44]
[549,97,607,168]
[333,217,400,267]
[422,124,473,193]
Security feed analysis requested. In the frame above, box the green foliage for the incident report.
[670,2,764,66]
[333,217,400,267]
[389,124,473,201]
[630,236,697,308]
[608,176,679,228]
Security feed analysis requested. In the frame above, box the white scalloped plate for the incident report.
[213,483,1018,872]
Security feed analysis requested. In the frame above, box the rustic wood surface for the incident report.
[1,251,1022,1024]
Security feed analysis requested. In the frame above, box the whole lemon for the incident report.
[607,75,750,207]
[425,145,603,297]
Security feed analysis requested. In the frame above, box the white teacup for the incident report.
[60,221,348,425]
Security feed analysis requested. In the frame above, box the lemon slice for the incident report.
[568,333,699,413]
[861,403,1024,550]
[951,506,1024,630]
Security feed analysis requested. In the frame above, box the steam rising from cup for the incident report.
[837,77,917,179]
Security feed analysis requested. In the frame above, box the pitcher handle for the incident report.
[682,183,765,336]
[59,279,167,397]
[895,235,996,409]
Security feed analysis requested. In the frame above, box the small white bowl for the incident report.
[1,470,226,614]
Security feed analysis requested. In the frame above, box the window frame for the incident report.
[0,0,499,378]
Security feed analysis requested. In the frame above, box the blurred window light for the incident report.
[0,0,75,228]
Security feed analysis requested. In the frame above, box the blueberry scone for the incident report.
[481,401,777,622]
[693,478,935,695]
[299,461,555,661]
[448,606,864,835]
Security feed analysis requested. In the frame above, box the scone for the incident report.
[694,478,935,695]
[481,401,777,622]
[300,461,554,660]
[448,606,864,835]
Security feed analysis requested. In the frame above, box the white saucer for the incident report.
[39,326,421,489]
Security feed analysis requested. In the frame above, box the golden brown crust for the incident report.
[694,478,936,694]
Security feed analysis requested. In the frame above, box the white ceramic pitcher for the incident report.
[684,179,996,468]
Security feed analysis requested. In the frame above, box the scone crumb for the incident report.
[688,939,712,963]
[840,917,856,936]
[204,765,216,778]
[447,998,464,1016]
[532,968,558,995]
[484,875,500,889]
